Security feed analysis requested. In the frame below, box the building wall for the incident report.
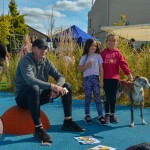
[88,0,150,41]
[27,25,49,42]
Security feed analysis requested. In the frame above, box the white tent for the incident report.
[101,24,150,41]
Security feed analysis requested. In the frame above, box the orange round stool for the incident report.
[1,105,50,135]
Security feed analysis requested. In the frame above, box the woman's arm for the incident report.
[78,61,93,72]
[99,64,104,88]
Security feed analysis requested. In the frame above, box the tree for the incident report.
[0,15,11,45]
[46,8,63,40]
[47,7,55,43]
[9,0,28,35]
[8,0,29,54]
[113,14,127,26]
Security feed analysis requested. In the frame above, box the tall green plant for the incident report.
[5,54,20,91]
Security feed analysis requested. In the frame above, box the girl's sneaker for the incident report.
[84,115,92,124]
[110,114,118,124]
[97,116,106,125]
[105,114,110,124]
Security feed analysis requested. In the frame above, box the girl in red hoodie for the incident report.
[100,33,133,124]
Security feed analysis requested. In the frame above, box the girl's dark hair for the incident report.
[82,38,99,56]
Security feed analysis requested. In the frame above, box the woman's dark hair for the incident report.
[82,38,99,56]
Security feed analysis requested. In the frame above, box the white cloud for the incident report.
[31,23,44,29]
[53,0,92,11]
[45,10,66,18]
[25,16,39,23]
[21,7,65,18]
[20,7,66,34]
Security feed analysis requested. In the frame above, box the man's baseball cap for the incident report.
[32,38,48,48]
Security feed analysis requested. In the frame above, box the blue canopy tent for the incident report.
[53,25,98,43]
[70,25,98,43]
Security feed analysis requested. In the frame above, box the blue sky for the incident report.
[0,0,96,35]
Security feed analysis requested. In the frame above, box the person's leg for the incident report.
[109,79,119,123]
[83,76,92,124]
[92,76,102,116]
[16,85,50,125]
[103,79,112,114]
[110,79,119,114]
[61,82,72,118]
[83,76,92,116]
[16,85,52,143]
[93,76,106,125]
[103,79,112,123]
[61,82,85,132]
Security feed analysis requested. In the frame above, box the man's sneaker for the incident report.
[97,116,106,125]
[105,114,110,124]
[33,127,52,143]
[84,115,92,124]
[62,119,86,132]
[110,114,119,124]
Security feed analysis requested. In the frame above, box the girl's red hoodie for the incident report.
[100,48,131,79]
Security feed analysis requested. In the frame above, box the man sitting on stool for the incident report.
[14,38,85,144]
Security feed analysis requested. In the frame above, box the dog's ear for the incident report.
[134,76,140,80]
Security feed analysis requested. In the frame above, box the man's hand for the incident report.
[50,84,68,98]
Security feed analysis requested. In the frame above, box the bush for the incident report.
[4,54,20,91]
[47,41,84,95]
[2,37,150,106]
[117,38,150,106]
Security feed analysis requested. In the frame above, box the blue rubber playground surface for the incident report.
[0,91,150,150]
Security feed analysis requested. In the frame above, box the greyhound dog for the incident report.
[117,76,150,127]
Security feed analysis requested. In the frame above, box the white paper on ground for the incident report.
[88,144,116,150]
[74,136,100,144]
